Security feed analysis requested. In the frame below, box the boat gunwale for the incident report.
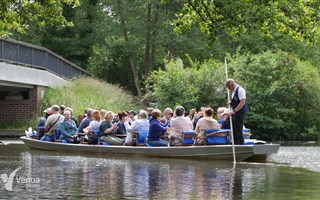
[20,136,280,161]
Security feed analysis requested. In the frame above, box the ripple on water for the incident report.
[269,146,320,172]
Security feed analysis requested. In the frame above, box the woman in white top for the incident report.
[84,110,101,133]
[170,106,193,144]
[124,110,150,145]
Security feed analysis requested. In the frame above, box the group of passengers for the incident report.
[32,104,232,146]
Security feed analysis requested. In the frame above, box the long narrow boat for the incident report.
[20,136,279,162]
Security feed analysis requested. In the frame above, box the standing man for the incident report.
[226,79,248,145]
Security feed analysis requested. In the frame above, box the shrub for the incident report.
[228,51,320,141]
[145,58,227,112]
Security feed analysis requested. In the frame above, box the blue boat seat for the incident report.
[182,130,198,145]
[137,131,148,146]
[205,129,229,145]
[90,130,100,145]
[55,129,61,141]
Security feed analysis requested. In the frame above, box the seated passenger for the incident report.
[78,114,86,125]
[188,108,196,120]
[127,110,137,124]
[220,109,231,129]
[99,109,107,123]
[170,106,193,145]
[99,111,123,145]
[77,109,93,134]
[124,110,150,145]
[192,104,206,129]
[160,107,173,127]
[83,110,101,144]
[44,105,65,136]
[59,105,66,115]
[115,111,127,136]
[195,107,220,144]
[217,107,227,124]
[64,107,79,127]
[35,108,51,137]
[147,107,153,120]
[146,109,169,146]
[60,110,78,143]
[192,109,203,129]
[83,110,101,133]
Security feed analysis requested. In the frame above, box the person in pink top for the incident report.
[170,106,193,145]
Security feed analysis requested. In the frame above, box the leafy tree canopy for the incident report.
[169,0,320,44]
[0,0,80,36]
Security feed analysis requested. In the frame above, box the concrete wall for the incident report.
[0,62,69,124]
[0,62,68,87]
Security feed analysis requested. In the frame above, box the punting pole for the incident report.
[224,57,236,165]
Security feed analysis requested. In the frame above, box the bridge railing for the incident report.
[0,37,91,78]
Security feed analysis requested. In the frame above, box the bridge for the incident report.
[0,37,91,125]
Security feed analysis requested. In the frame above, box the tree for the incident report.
[0,0,80,36]
[170,0,320,44]
[88,0,215,96]
[116,0,142,99]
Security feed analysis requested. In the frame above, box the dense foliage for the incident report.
[0,0,80,36]
[171,0,320,44]
[147,51,320,141]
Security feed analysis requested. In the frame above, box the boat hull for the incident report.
[20,136,279,162]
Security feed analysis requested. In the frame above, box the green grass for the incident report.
[0,117,39,131]
[41,76,140,117]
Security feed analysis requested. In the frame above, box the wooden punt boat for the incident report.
[20,136,279,162]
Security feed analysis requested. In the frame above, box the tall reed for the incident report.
[41,77,139,117]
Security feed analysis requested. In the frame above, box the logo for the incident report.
[1,167,40,191]
[1,167,21,191]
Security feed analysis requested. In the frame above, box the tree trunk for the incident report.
[144,3,151,76]
[117,0,142,99]
[150,4,159,72]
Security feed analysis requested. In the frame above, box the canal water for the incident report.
[1,142,320,199]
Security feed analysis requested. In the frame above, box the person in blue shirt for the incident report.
[35,108,51,138]
[146,109,169,146]
[115,111,127,136]
[60,110,78,143]
[77,109,93,134]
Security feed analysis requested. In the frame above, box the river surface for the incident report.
[1,141,320,199]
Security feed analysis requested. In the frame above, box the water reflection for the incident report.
[1,144,320,199]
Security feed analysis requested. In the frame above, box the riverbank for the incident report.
[0,129,24,138]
